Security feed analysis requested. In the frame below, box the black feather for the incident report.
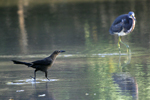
[12,60,32,67]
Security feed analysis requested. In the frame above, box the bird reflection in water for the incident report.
[112,45,138,100]
[112,73,138,100]
[31,82,56,100]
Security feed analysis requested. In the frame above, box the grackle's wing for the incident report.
[31,58,52,66]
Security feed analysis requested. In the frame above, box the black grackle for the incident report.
[12,50,65,80]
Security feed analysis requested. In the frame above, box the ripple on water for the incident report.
[6,78,59,85]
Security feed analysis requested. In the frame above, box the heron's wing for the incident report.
[110,21,124,33]
[112,14,127,24]
[109,14,129,34]
[123,18,133,33]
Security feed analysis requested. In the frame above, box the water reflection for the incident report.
[112,47,138,100]
[18,0,28,54]
[112,72,138,100]
[31,82,55,100]
[5,78,58,99]
[118,47,131,70]
[0,1,149,55]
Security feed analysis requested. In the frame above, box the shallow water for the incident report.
[0,0,150,100]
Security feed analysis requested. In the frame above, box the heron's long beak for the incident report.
[132,15,136,21]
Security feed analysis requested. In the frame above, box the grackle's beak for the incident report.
[60,50,65,53]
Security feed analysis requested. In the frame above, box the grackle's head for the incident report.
[50,50,65,60]
[53,50,65,55]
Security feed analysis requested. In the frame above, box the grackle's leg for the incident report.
[31,69,38,80]
[45,71,50,81]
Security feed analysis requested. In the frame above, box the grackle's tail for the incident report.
[12,60,32,67]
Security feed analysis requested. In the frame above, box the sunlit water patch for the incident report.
[6,78,59,85]
[0,53,130,59]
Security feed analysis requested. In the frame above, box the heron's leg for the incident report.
[120,40,129,49]
[118,52,122,72]
[118,36,130,54]
[118,36,132,68]
[118,36,122,55]
[45,71,50,81]
[118,36,121,48]
[119,38,130,54]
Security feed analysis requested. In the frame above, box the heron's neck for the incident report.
[129,16,132,18]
